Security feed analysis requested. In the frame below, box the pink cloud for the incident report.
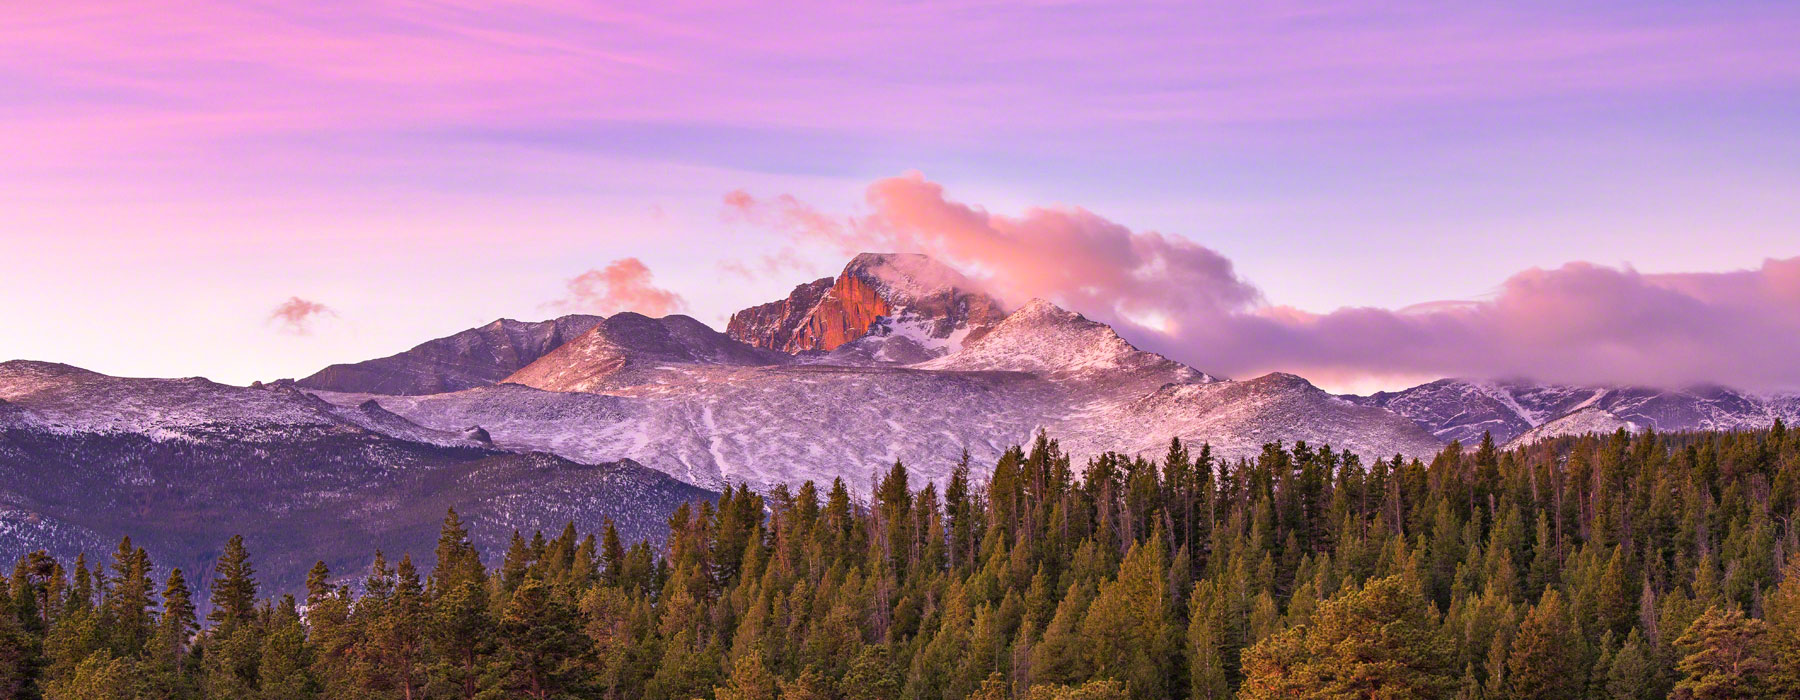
[268,297,336,335]
[729,175,1800,391]
[549,258,686,316]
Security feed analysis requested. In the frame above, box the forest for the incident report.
[4,423,1800,699]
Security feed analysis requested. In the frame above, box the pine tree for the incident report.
[104,536,155,655]
[201,536,262,699]
[1078,537,1174,697]
[207,535,258,630]
[600,520,626,587]
[1186,579,1231,699]
[1606,628,1656,700]
[427,509,492,700]
[1673,606,1773,699]
[149,567,197,692]
[494,574,586,699]
[715,652,780,700]
[1238,574,1456,699]
[1506,589,1584,700]
[257,596,314,700]
[1764,558,1800,696]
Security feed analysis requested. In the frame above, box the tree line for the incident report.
[4,422,1800,699]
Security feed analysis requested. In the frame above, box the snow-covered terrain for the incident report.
[1351,377,1799,447]
[10,250,1790,593]
[311,296,1440,492]
[1503,407,1642,450]
[0,360,715,594]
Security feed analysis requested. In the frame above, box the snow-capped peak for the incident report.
[843,252,980,302]
[920,298,1208,383]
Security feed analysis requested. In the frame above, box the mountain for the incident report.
[505,313,787,393]
[311,296,1441,491]
[920,298,1212,385]
[1352,378,1799,446]
[1503,407,1641,450]
[294,314,603,395]
[727,252,1007,358]
[0,360,714,594]
[29,252,1449,524]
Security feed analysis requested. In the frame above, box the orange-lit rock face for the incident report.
[725,277,832,352]
[727,253,1009,355]
[789,273,893,352]
[726,273,897,352]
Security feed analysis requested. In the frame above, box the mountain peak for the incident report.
[727,252,1005,355]
[1006,298,1080,323]
[841,252,978,301]
[922,298,1209,383]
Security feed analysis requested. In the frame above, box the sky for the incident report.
[3,1,1799,393]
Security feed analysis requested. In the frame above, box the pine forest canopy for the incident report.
[4,423,1800,699]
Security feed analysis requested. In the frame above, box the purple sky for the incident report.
[5,1,1799,392]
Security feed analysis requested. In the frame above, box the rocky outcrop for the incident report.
[725,277,833,351]
[294,314,602,395]
[788,272,894,352]
[726,253,1007,355]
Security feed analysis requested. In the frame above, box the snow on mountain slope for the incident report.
[1103,373,1444,460]
[1,360,351,438]
[294,314,602,395]
[320,300,1437,492]
[920,298,1211,386]
[1356,377,1795,445]
[1350,378,1538,445]
[0,360,715,594]
[1503,407,1642,449]
[314,367,1060,491]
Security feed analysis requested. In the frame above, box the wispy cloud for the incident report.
[548,258,686,316]
[268,297,336,335]
[6,2,1796,161]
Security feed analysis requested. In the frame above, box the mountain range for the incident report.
[3,252,1793,591]
[1346,378,1799,449]
[0,361,712,592]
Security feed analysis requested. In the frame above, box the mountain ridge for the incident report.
[0,360,715,593]
[293,314,603,395]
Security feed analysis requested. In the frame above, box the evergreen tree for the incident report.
[1239,574,1457,699]
[493,574,586,699]
[1673,606,1773,699]
[1505,589,1583,700]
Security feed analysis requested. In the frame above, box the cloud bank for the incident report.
[268,297,336,335]
[728,174,1800,391]
[550,258,686,317]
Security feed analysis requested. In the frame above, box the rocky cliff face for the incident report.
[789,271,894,352]
[725,277,833,351]
[726,253,1007,356]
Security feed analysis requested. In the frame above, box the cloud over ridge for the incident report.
[728,174,1800,391]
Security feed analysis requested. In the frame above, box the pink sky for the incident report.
[4,1,1799,391]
